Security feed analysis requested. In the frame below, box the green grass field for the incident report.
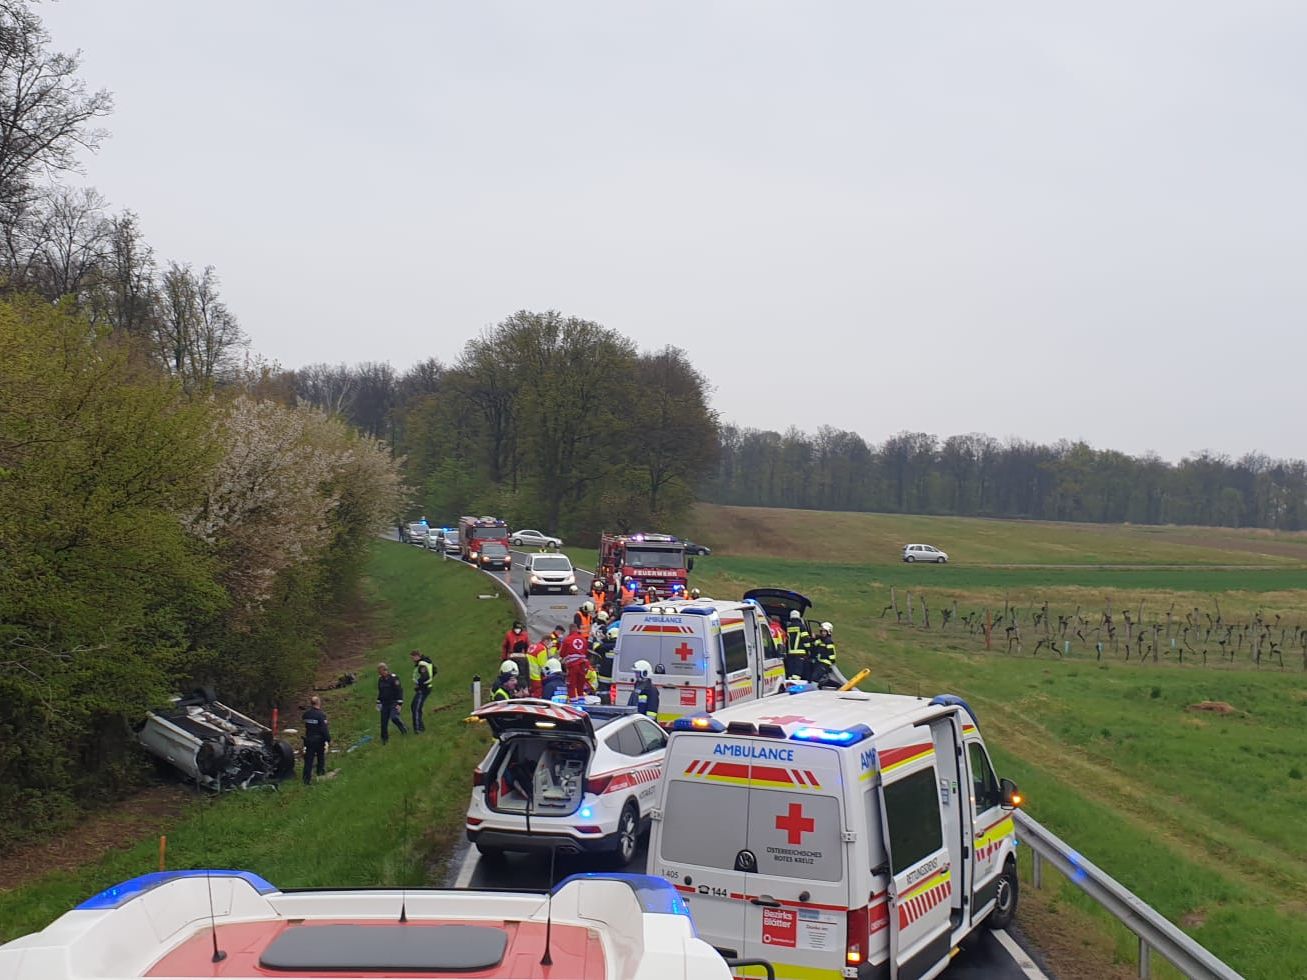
[0,543,512,944]
[690,505,1307,979]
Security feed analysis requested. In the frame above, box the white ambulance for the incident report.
[609,598,787,725]
[649,689,1022,980]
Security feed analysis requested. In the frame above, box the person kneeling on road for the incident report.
[541,657,566,700]
[628,660,660,718]
[376,663,408,743]
[491,661,521,701]
[301,695,330,784]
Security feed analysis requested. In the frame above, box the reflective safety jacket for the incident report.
[526,643,548,682]
[412,656,435,690]
[787,624,812,656]
[812,636,837,666]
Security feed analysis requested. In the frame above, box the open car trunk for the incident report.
[485,735,590,816]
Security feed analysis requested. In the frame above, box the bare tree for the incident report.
[0,2,113,214]
[154,262,246,390]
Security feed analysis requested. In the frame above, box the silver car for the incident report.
[902,543,948,563]
[510,528,563,549]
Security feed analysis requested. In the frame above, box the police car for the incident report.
[466,699,668,865]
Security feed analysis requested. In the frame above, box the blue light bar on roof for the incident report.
[77,870,277,910]
[554,873,693,923]
[670,714,726,733]
[930,694,980,728]
[790,723,874,746]
[785,681,816,694]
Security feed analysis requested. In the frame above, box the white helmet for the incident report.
[633,659,653,679]
[820,622,833,633]
[545,657,562,674]
[689,588,701,599]
[501,661,519,676]
[789,610,802,621]
[582,600,595,613]
[596,610,610,623]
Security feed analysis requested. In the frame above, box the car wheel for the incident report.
[475,843,506,863]
[906,555,915,563]
[987,858,1019,930]
[937,556,946,564]
[610,803,639,867]
[271,739,296,779]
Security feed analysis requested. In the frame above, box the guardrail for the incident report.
[1015,811,1243,980]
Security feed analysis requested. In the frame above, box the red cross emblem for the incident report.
[757,714,813,726]
[775,803,815,845]
[674,642,695,662]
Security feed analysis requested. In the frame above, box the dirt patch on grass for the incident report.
[1187,700,1235,714]
[1016,885,1135,980]
[0,785,189,893]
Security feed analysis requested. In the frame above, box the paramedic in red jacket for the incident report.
[560,627,590,699]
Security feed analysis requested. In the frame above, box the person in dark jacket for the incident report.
[301,695,330,784]
[376,662,407,743]
[627,659,660,718]
[541,657,566,700]
[410,649,435,732]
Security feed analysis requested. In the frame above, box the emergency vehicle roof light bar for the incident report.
[670,714,726,733]
[785,681,817,695]
[929,694,980,728]
[790,723,874,746]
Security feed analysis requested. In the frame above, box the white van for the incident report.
[649,690,1022,980]
[610,598,787,724]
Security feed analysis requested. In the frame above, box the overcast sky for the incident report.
[41,1,1307,461]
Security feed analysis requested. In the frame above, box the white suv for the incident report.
[466,700,666,864]
[903,543,949,563]
[524,553,578,596]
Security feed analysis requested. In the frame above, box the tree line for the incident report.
[292,310,720,540]
[701,427,1307,531]
[0,3,404,845]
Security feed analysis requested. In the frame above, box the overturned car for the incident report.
[135,689,295,790]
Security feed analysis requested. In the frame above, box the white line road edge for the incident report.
[993,928,1050,980]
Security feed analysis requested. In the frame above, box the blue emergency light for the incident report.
[670,714,726,733]
[790,723,874,746]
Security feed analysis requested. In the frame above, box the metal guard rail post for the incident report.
[1015,811,1243,980]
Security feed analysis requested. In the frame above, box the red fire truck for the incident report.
[459,516,512,568]
[597,532,690,599]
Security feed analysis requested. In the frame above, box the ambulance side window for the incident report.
[721,629,748,673]
[758,623,777,660]
[882,767,944,875]
[660,781,748,868]
[967,742,1001,811]
[863,789,888,874]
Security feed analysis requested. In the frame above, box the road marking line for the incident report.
[453,845,478,888]
[993,928,1050,980]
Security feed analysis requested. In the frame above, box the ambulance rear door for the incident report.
[718,616,755,708]
[614,613,709,722]
[737,740,851,979]
[875,741,954,979]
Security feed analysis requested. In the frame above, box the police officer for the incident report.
[786,610,813,680]
[811,622,838,685]
[410,649,435,733]
[301,695,330,784]
[628,660,660,718]
[376,663,407,743]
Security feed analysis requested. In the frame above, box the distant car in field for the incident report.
[524,553,579,596]
[510,528,563,549]
[682,540,711,556]
[903,543,948,563]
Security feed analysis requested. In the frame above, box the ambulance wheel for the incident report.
[610,804,639,867]
[988,857,1019,930]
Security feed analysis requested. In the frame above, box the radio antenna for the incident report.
[399,794,409,923]
[540,846,557,967]
[197,775,227,962]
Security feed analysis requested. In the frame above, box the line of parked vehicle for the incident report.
[464,583,1022,980]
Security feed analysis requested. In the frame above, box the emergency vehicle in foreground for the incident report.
[0,868,737,979]
[598,532,690,597]
[650,689,1022,980]
[466,700,667,864]
[459,515,511,566]
[609,597,787,725]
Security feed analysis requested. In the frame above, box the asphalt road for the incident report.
[401,537,1050,978]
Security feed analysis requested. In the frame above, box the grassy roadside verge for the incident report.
[0,541,512,944]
